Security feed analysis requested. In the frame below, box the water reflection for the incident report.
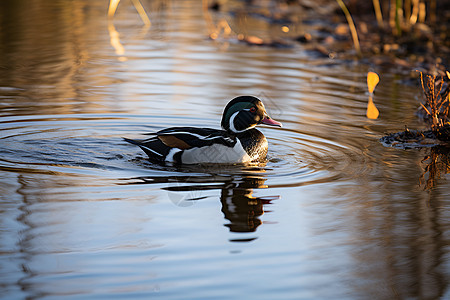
[122,164,279,238]
[220,176,275,235]
[107,0,151,61]
[420,146,450,190]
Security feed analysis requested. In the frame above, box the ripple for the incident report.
[0,113,367,191]
[0,114,370,190]
[263,124,370,188]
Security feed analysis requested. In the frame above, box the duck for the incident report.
[124,95,282,164]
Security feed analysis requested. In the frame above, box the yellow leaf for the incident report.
[367,71,379,94]
[367,96,379,119]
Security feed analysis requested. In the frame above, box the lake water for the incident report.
[1,0,449,299]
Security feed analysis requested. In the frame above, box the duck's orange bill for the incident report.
[261,116,282,127]
[366,96,379,119]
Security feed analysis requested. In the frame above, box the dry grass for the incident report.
[372,0,434,36]
[335,0,361,57]
[418,71,450,131]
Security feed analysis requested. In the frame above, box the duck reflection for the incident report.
[420,146,450,190]
[124,164,278,235]
[220,176,272,233]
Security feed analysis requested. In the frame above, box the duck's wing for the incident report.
[153,127,236,149]
[124,127,237,164]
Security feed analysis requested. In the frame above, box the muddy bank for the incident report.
[208,0,450,74]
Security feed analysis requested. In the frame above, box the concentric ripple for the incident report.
[1,114,371,190]
[262,124,372,188]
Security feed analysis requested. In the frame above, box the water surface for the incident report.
[1,1,449,299]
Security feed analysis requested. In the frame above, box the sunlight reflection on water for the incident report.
[0,0,449,299]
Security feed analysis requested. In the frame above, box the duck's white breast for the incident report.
[180,139,252,164]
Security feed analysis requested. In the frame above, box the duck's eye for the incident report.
[249,107,256,113]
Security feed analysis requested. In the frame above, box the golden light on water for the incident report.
[107,0,150,61]
[208,19,233,40]
[366,72,380,119]
[108,23,127,61]
[203,0,233,42]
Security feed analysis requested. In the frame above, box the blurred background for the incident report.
[0,1,449,299]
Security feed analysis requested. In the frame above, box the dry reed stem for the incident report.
[335,0,361,57]
[419,71,450,130]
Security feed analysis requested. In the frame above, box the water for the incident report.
[1,0,449,299]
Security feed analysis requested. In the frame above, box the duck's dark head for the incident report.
[221,96,282,134]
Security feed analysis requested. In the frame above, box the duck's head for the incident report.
[221,96,282,134]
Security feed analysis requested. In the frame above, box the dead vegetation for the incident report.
[418,71,450,135]
[380,71,450,148]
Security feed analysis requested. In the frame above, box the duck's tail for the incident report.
[123,137,141,146]
[123,137,171,163]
